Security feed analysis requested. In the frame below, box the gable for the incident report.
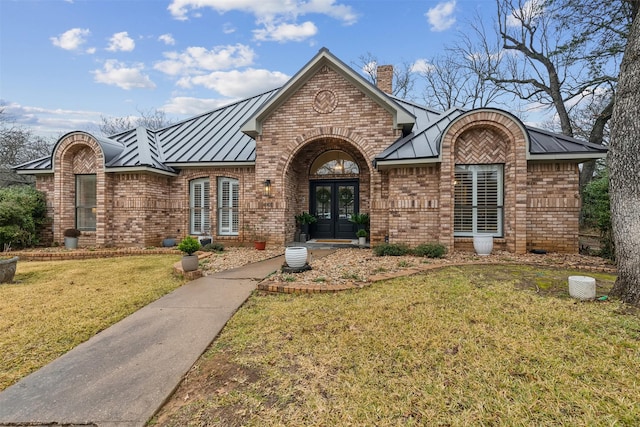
[241,47,415,138]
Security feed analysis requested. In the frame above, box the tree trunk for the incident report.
[609,9,640,306]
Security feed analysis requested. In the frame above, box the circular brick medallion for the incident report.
[313,90,338,114]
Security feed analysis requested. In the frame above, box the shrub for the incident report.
[582,171,613,260]
[373,243,410,257]
[413,243,447,258]
[177,236,200,255]
[0,186,47,249]
[202,242,225,252]
[356,229,368,238]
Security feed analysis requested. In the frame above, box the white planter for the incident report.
[358,236,366,246]
[181,255,199,272]
[568,276,596,300]
[285,247,308,268]
[64,237,78,250]
[473,234,493,256]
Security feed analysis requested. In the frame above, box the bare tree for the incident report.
[609,0,640,305]
[465,0,631,190]
[353,52,416,100]
[421,45,504,110]
[0,107,53,187]
[99,107,174,136]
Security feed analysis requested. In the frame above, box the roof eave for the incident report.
[15,169,53,175]
[375,157,440,170]
[165,161,256,168]
[527,152,607,161]
[106,166,178,177]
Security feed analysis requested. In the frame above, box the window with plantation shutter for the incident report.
[190,178,210,234]
[218,177,239,235]
[454,165,503,237]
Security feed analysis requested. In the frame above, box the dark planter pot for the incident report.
[199,238,212,246]
[162,238,176,247]
[0,256,18,284]
[64,237,78,250]
[181,255,199,272]
[300,224,310,235]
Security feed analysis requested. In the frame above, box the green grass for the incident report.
[0,255,184,390]
[154,265,640,426]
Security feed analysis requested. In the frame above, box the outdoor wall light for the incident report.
[263,179,272,197]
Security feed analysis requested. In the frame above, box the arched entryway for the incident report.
[309,150,360,239]
[284,138,370,243]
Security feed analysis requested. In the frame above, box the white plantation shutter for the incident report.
[190,178,210,234]
[454,165,503,237]
[218,177,239,235]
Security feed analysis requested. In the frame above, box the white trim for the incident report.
[217,177,239,236]
[189,178,211,235]
[16,169,53,175]
[106,166,178,176]
[166,162,255,168]
[454,164,504,238]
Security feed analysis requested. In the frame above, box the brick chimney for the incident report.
[376,65,393,94]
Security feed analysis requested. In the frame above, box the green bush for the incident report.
[356,229,368,238]
[582,171,613,260]
[177,236,200,255]
[202,242,225,252]
[413,243,447,258]
[373,243,410,257]
[0,186,47,250]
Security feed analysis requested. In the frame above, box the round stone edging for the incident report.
[257,261,617,294]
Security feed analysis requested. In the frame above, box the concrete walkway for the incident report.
[0,255,286,427]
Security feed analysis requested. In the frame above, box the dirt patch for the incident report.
[151,352,264,426]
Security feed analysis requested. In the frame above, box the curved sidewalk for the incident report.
[0,255,286,427]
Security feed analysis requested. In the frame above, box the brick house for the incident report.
[16,48,606,253]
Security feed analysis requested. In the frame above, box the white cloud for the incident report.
[168,0,357,24]
[163,96,237,115]
[158,33,176,45]
[223,22,236,34]
[507,0,545,27]
[410,58,435,74]
[425,1,457,32]
[178,68,289,98]
[50,28,92,52]
[92,60,156,90]
[253,21,317,42]
[154,44,256,76]
[107,31,135,52]
[2,101,103,137]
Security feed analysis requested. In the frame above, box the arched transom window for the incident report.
[311,150,359,175]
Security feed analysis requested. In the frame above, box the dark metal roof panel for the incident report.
[527,127,608,154]
[12,155,52,171]
[158,90,277,163]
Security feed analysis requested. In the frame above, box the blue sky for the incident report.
[0,0,501,137]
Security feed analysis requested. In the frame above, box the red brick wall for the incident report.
[526,162,580,252]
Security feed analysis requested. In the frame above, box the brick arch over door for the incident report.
[53,132,107,246]
[439,110,529,254]
[280,131,373,244]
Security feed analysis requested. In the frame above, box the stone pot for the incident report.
[162,238,176,247]
[181,255,199,272]
[0,256,18,284]
[285,247,308,268]
[568,276,596,300]
[64,237,78,250]
[473,234,493,256]
[358,236,367,246]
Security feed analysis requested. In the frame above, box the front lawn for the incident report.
[0,255,184,390]
[152,265,640,426]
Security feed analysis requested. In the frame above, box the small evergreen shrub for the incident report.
[373,243,410,257]
[177,236,200,255]
[413,243,447,258]
[356,229,368,238]
[0,186,47,249]
[202,242,225,252]
[63,228,81,238]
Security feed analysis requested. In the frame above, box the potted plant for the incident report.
[356,229,368,246]
[63,228,81,249]
[0,256,19,283]
[177,236,200,272]
[246,225,266,250]
[349,213,370,231]
[295,212,317,241]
